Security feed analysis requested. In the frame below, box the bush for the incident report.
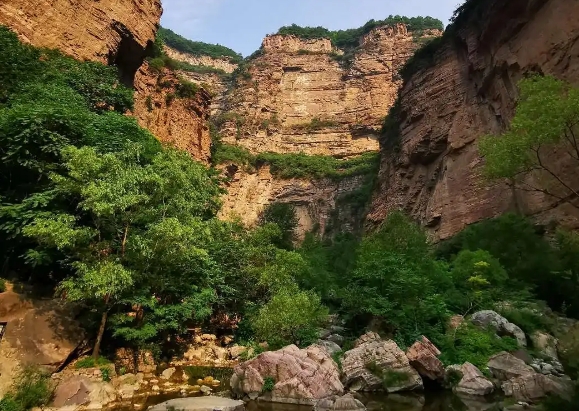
[262,376,276,392]
[75,357,111,369]
[0,366,52,411]
[0,278,6,292]
[438,324,518,370]
[176,78,200,99]
[212,143,255,166]
[252,288,328,349]
[158,27,242,63]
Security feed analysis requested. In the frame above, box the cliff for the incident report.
[217,25,441,236]
[133,63,213,163]
[0,0,162,83]
[219,24,440,157]
[367,0,579,240]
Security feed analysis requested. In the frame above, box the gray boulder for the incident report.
[341,332,422,393]
[502,373,573,402]
[148,397,244,411]
[471,310,527,347]
[447,363,494,396]
[487,352,534,381]
[317,340,342,357]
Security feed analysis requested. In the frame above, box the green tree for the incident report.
[259,203,299,250]
[252,287,328,349]
[346,211,451,346]
[479,75,579,209]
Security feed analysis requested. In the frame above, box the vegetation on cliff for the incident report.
[158,27,242,63]
[480,75,579,212]
[277,15,443,50]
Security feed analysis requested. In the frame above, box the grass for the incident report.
[0,366,52,411]
[291,117,339,132]
[75,357,111,369]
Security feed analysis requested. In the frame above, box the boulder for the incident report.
[230,344,343,404]
[52,376,116,409]
[327,334,345,346]
[471,310,527,347]
[160,367,176,380]
[406,336,445,382]
[314,394,366,411]
[530,331,558,360]
[448,363,494,396]
[317,340,342,357]
[148,396,244,411]
[228,345,247,360]
[341,332,422,393]
[448,315,465,331]
[502,373,573,402]
[487,352,534,381]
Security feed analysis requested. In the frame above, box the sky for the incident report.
[160,0,462,57]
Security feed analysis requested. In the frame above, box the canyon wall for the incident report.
[0,0,162,83]
[368,0,579,240]
[218,26,440,236]
[219,25,440,157]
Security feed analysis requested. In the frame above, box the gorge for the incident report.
[0,0,579,411]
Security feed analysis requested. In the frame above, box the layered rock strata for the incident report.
[0,0,162,83]
[368,0,579,240]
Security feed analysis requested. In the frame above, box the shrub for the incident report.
[252,288,328,349]
[438,324,519,370]
[212,143,255,166]
[0,278,6,293]
[176,79,200,99]
[262,376,276,392]
[100,367,111,382]
[0,366,52,411]
[148,57,165,72]
[75,357,111,369]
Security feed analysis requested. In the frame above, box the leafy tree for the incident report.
[479,75,579,209]
[345,211,451,346]
[158,27,242,63]
[252,287,328,349]
[445,249,508,313]
[259,203,299,250]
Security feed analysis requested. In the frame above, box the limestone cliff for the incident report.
[217,25,440,236]
[368,0,579,240]
[219,25,440,157]
[133,63,212,163]
[0,0,162,83]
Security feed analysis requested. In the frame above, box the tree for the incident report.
[252,287,328,349]
[479,75,579,209]
[258,203,298,249]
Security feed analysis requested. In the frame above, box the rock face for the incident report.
[218,166,370,239]
[148,397,245,411]
[230,344,343,405]
[530,331,559,360]
[217,26,441,236]
[0,291,83,396]
[220,26,440,157]
[405,336,445,382]
[471,310,527,347]
[52,375,116,409]
[368,0,579,240]
[487,352,535,381]
[133,63,212,163]
[448,363,494,396]
[341,332,422,393]
[0,0,162,83]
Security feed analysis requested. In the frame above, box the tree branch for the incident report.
[533,146,579,200]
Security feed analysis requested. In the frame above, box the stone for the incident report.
[471,311,527,347]
[530,331,559,360]
[229,345,247,359]
[314,394,366,411]
[230,344,343,404]
[487,352,535,381]
[160,367,176,380]
[317,340,342,357]
[152,385,160,392]
[448,363,495,396]
[147,396,244,411]
[341,332,422,393]
[52,376,117,409]
[405,336,445,382]
[200,385,212,394]
[212,346,229,361]
[502,373,573,402]
[448,315,465,331]
[326,334,345,346]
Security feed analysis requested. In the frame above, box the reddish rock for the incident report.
[230,344,343,405]
[406,336,445,382]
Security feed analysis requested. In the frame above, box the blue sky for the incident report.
[161,0,461,56]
